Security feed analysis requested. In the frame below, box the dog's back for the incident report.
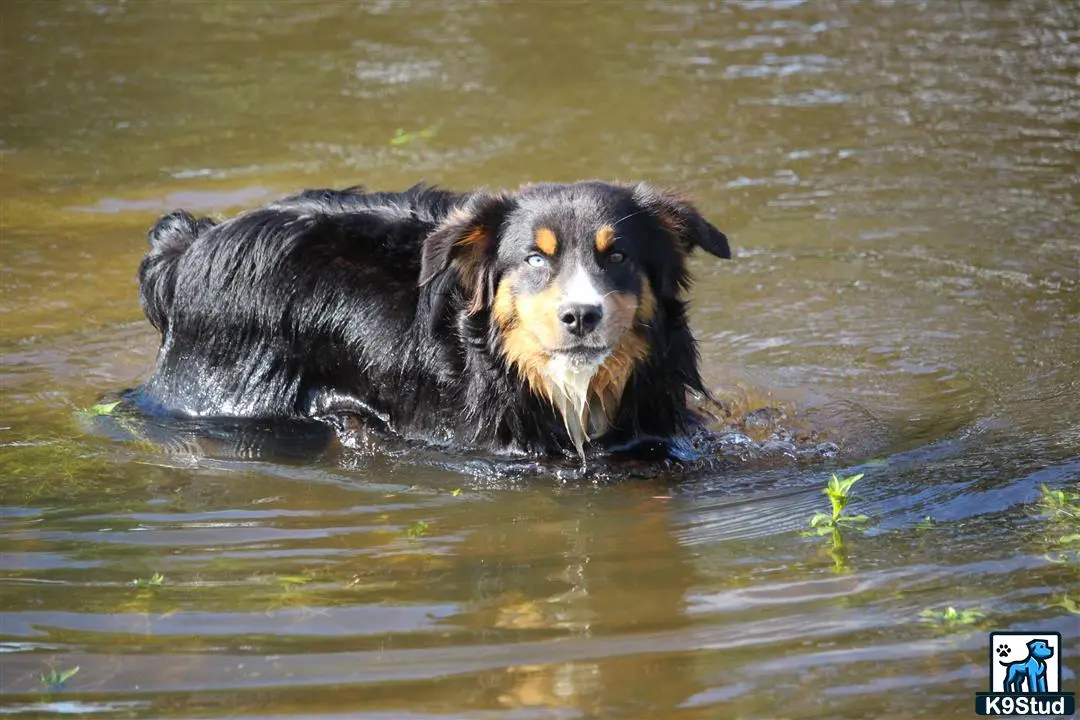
[133,185,464,422]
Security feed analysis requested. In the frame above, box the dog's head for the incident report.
[419,181,730,449]
[1027,640,1054,660]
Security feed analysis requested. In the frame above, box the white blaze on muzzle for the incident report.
[561,265,605,307]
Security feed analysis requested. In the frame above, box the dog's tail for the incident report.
[139,210,217,333]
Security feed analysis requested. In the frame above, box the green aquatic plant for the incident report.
[261,570,328,614]
[265,581,315,613]
[131,572,165,587]
[404,520,430,539]
[450,488,463,497]
[919,606,985,628]
[0,436,116,503]
[72,401,118,419]
[807,473,869,535]
[1036,484,1080,564]
[89,401,121,416]
[801,473,871,574]
[1037,483,1080,519]
[38,665,79,692]
[389,126,435,146]
[274,574,315,587]
[74,403,159,454]
[117,570,178,623]
[1049,594,1079,615]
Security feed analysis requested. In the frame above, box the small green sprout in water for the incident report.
[404,520,429,539]
[450,488,463,497]
[919,606,985,627]
[264,572,324,614]
[131,572,165,587]
[1035,484,1080,563]
[275,574,314,586]
[800,473,870,573]
[39,665,79,692]
[915,515,935,531]
[1049,594,1080,615]
[1037,483,1079,520]
[389,127,435,146]
[89,401,121,416]
[807,473,869,535]
[73,400,121,418]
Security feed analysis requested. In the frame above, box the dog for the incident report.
[1001,639,1054,693]
[131,181,731,459]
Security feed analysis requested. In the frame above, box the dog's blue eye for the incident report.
[608,251,626,264]
[526,254,547,267]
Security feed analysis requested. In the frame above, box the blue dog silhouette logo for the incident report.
[976,631,1074,716]
[999,638,1054,693]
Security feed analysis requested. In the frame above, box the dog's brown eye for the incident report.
[608,251,626,264]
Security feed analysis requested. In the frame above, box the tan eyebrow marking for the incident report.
[534,227,558,256]
[594,225,615,252]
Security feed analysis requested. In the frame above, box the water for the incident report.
[2,1,1078,717]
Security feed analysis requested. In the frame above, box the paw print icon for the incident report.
[995,643,1011,658]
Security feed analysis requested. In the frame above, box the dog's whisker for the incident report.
[612,209,646,229]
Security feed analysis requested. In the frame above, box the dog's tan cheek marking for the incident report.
[606,291,639,334]
[585,288,651,424]
[514,283,565,351]
[589,327,650,425]
[534,228,558,256]
[594,224,615,253]
[492,278,518,330]
[502,329,549,400]
[495,277,556,400]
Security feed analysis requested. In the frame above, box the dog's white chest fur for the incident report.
[543,354,611,457]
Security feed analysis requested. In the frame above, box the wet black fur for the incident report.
[132,182,731,458]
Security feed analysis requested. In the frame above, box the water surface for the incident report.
[2,1,1078,718]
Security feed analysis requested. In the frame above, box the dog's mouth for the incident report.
[549,345,611,366]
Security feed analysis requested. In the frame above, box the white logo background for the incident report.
[990,632,1061,693]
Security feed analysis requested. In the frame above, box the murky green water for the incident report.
[2,1,1078,717]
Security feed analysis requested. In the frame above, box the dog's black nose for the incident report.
[558,303,603,337]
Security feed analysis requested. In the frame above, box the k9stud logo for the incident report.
[975,632,1075,716]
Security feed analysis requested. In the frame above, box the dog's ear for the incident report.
[419,192,514,314]
[632,184,731,260]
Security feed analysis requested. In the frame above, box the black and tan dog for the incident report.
[132,181,730,459]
